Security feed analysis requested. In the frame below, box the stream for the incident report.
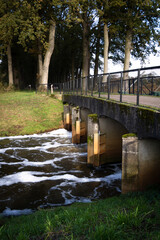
[0,129,121,216]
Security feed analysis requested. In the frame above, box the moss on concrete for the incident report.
[137,108,155,128]
[88,114,98,123]
[123,133,137,138]
[87,135,93,144]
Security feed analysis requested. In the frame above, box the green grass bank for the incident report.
[0,91,63,137]
[0,188,160,240]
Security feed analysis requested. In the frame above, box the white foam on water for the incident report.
[0,141,72,154]
[0,171,48,186]
[0,159,62,169]
[1,207,33,216]
[0,171,121,187]
[0,128,72,140]
[0,198,11,202]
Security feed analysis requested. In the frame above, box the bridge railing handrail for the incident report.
[36,65,160,107]
[63,66,160,106]
[87,65,160,78]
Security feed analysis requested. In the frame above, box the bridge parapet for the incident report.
[63,66,160,109]
[63,95,160,140]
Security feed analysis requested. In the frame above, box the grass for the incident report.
[0,91,63,137]
[0,188,160,240]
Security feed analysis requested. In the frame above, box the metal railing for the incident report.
[36,66,160,108]
[63,66,160,107]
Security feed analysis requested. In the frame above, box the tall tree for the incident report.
[65,0,96,90]
[0,0,20,86]
[17,0,63,89]
[96,0,125,79]
[120,0,160,79]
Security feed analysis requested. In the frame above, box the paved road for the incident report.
[92,93,160,110]
[109,95,160,109]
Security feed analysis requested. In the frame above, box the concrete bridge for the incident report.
[61,66,160,194]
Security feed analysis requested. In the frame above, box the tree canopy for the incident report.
[0,0,159,88]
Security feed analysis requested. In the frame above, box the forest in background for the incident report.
[0,0,159,89]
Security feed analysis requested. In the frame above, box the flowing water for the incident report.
[0,129,121,216]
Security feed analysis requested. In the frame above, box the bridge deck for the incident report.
[109,95,160,109]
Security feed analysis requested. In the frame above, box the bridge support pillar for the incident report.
[87,114,100,166]
[72,107,80,144]
[63,104,72,131]
[122,135,160,194]
[72,107,88,144]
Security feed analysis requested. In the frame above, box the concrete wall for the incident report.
[71,107,91,144]
[122,136,160,193]
[99,117,128,164]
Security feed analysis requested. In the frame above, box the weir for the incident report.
[63,101,160,194]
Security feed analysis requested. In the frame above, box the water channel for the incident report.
[0,129,121,216]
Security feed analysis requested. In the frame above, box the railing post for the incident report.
[137,69,140,105]
[129,79,130,94]
[68,81,69,94]
[81,78,83,95]
[98,77,100,98]
[120,72,123,102]
[76,79,78,96]
[60,83,61,94]
[91,77,93,96]
[140,77,143,95]
[73,79,74,95]
[151,77,153,94]
[107,74,110,100]
[70,80,72,94]
[133,79,135,94]
[85,76,88,96]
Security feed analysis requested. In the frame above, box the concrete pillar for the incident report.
[63,104,72,131]
[72,107,81,144]
[80,108,90,143]
[122,134,160,194]
[72,107,88,144]
[87,114,100,166]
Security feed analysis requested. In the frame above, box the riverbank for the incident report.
[0,187,160,239]
[0,91,63,137]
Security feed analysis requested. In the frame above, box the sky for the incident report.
[108,46,160,77]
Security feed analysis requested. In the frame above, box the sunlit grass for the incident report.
[0,188,160,239]
[0,91,63,137]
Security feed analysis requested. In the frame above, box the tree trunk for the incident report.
[94,19,101,76]
[103,23,109,82]
[71,54,75,81]
[41,20,56,90]
[37,41,43,86]
[7,45,14,86]
[123,30,132,80]
[82,16,90,91]
[123,30,132,92]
